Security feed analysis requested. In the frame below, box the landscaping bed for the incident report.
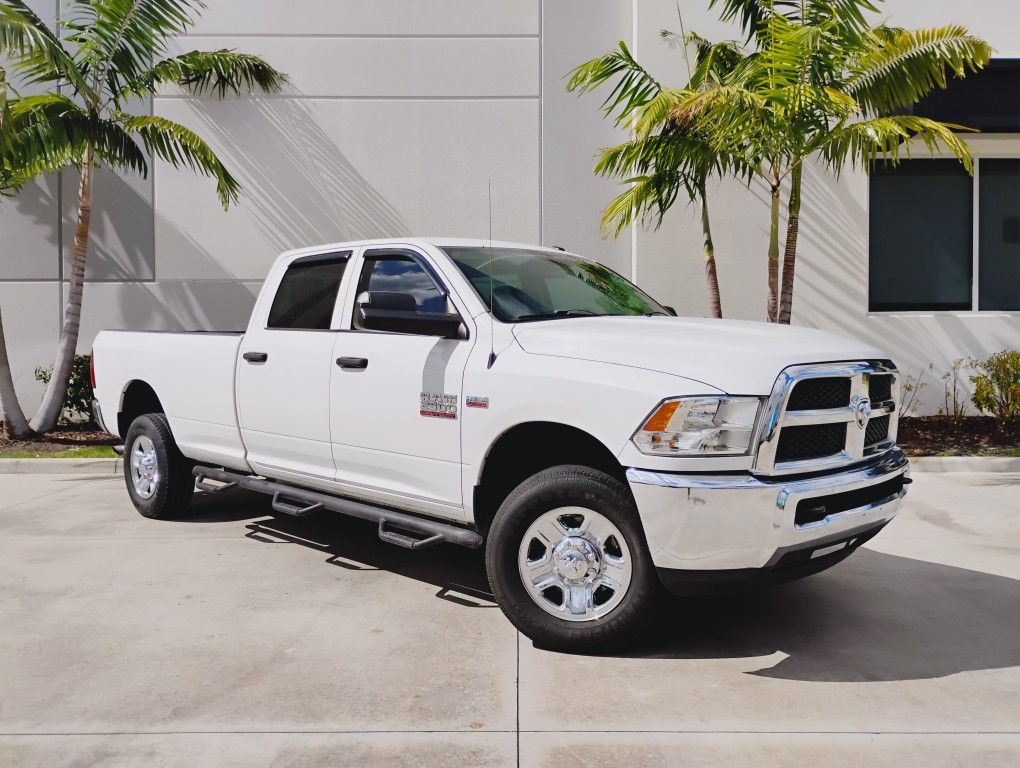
[0,423,119,459]
[897,416,1019,457]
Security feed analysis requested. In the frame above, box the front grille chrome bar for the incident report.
[754,361,900,476]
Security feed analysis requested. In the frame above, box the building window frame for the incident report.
[868,134,1020,317]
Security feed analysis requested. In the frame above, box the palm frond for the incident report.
[77,0,206,97]
[847,25,992,114]
[0,1,96,100]
[600,171,685,236]
[566,41,662,125]
[118,48,286,100]
[119,113,238,207]
[820,114,974,174]
[7,92,148,174]
[709,0,878,40]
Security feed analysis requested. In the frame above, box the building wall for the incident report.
[1,0,1017,416]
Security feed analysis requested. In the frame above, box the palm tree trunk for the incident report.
[700,186,722,319]
[30,148,93,433]
[0,305,33,438]
[767,182,780,322]
[777,161,802,325]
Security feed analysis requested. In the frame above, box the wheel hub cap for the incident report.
[517,507,633,623]
[552,537,600,582]
[130,435,160,500]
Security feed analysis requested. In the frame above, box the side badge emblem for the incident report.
[466,396,489,409]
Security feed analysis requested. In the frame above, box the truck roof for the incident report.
[276,237,574,260]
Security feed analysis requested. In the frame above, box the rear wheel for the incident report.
[485,465,659,652]
[123,413,195,519]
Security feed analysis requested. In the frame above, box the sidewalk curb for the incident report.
[908,456,1020,473]
[0,458,123,475]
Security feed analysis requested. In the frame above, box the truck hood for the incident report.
[512,316,888,395]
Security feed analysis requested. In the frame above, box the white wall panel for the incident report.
[542,0,633,276]
[167,37,538,98]
[153,98,540,280]
[186,0,539,36]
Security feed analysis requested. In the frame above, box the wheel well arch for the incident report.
[472,421,627,536]
[117,380,164,438]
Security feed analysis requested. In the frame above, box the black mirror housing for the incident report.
[358,292,464,339]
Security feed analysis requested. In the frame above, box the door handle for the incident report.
[243,351,268,363]
[337,356,368,370]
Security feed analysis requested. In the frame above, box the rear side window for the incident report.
[268,253,349,330]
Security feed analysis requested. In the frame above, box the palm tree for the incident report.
[705,0,990,322]
[567,35,753,319]
[0,0,285,437]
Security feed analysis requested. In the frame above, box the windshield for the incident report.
[443,246,669,322]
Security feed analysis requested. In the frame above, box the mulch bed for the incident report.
[0,422,120,454]
[897,416,1019,456]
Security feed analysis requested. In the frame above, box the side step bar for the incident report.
[192,466,483,551]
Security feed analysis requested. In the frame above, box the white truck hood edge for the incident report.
[512,316,890,395]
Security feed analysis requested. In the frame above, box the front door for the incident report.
[329,249,474,519]
[236,251,351,482]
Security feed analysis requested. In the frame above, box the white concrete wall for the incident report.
[1,0,1017,416]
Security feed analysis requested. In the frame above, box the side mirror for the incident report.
[663,305,678,316]
[358,291,465,339]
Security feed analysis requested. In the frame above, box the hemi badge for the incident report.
[466,396,489,409]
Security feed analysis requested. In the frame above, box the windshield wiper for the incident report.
[516,309,602,321]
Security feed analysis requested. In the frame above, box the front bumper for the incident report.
[627,449,909,589]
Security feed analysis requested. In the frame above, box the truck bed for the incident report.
[92,330,249,471]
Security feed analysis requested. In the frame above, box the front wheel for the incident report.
[485,465,659,652]
[123,413,195,519]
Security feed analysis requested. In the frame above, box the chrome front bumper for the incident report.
[627,449,909,572]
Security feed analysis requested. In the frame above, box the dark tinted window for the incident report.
[869,160,973,311]
[911,59,1020,133]
[356,255,447,313]
[979,159,1020,310]
[268,253,349,329]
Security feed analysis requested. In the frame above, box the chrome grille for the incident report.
[755,362,900,475]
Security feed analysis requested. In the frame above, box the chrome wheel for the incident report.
[130,434,160,499]
[517,506,633,622]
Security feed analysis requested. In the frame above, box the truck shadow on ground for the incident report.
[192,488,1020,684]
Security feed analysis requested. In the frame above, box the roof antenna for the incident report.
[486,178,497,369]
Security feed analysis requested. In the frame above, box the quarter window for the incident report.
[267,253,349,329]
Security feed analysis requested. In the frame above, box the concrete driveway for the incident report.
[0,470,1017,767]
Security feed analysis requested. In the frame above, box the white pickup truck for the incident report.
[93,238,910,650]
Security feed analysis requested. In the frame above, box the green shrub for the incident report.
[34,354,94,424]
[969,350,1020,425]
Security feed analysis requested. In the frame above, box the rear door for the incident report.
[236,251,352,482]
[329,248,475,519]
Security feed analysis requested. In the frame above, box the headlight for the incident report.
[632,396,762,456]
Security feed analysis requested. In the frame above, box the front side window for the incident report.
[267,253,349,329]
[443,246,668,322]
[354,254,448,313]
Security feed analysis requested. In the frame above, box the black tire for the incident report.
[485,465,659,652]
[123,413,195,519]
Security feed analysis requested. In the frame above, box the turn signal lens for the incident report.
[633,396,762,456]
[641,400,681,432]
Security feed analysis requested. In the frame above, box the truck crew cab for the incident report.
[92,238,910,651]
